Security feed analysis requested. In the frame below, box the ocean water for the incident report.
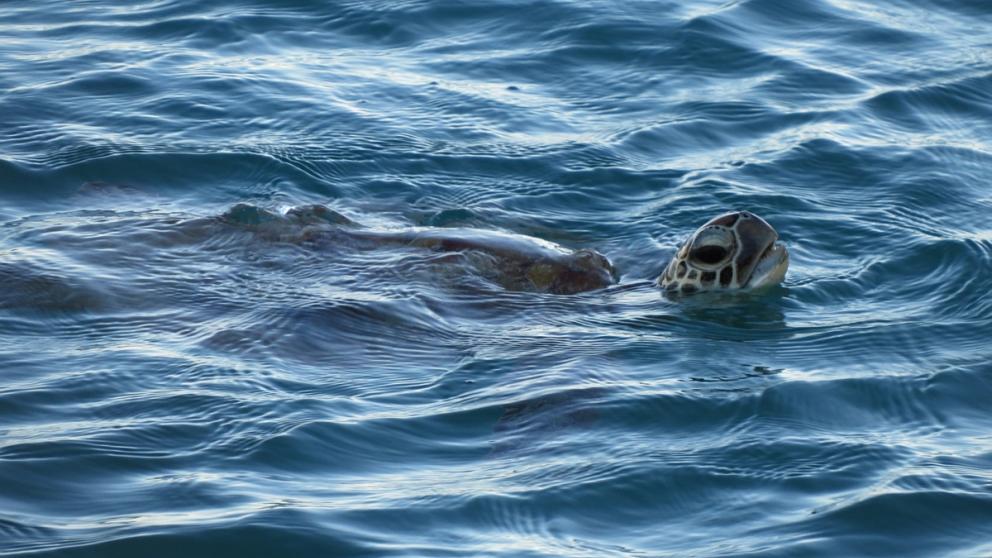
[2,0,992,556]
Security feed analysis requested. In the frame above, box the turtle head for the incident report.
[658,211,788,294]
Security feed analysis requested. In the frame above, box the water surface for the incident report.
[2,0,992,556]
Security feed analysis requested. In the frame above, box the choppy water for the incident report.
[2,1,992,556]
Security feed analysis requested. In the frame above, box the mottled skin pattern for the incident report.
[658,211,789,294]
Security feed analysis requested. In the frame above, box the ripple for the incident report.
[2,0,992,555]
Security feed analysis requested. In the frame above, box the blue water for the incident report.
[2,1,992,556]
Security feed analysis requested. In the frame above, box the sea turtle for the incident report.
[221,204,787,295]
[658,210,788,294]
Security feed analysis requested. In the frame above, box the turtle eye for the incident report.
[691,244,729,265]
[687,226,735,267]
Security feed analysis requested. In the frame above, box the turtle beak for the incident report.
[734,213,787,288]
[746,241,789,288]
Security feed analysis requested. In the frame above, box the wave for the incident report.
[3,0,992,555]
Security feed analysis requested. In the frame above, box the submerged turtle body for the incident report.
[224,203,617,295]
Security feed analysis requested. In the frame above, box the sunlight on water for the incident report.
[1,0,991,556]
